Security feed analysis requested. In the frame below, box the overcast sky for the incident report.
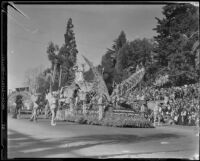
[7,4,165,89]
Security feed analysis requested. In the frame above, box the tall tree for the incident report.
[58,18,78,87]
[35,72,50,94]
[153,3,199,85]
[101,31,127,92]
[112,30,127,71]
[46,18,78,90]
[115,38,155,82]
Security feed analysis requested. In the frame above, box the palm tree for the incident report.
[46,42,60,90]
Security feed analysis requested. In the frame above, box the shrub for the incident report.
[74,115,87,124]
[101,112,154,128]
[85,114,100,125]
[64,109,153,128]
[65,114,76,122]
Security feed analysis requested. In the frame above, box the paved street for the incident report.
[8,114,199,159]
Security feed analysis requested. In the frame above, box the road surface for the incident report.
[7,114,199,159]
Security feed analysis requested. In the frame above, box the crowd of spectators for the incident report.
[123,83,199,126]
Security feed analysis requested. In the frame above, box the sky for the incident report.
[7,4,165,89]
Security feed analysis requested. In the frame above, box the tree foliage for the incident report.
[153,3,199,86]
[101,31,127,93]
[101,34,155,92]
[46,18,78,91]
[59,18,78,87]
[24,65,46,93]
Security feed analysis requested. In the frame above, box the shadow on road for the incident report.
[8,129,184,158]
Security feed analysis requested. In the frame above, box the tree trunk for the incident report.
[52,60,58,84]
[59,65,62,89]
[50,77,52,93]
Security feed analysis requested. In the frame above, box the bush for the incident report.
[85,114,100,125]
[64,110,154,128]
[74,115,87,124]
[65,114,76,122]
[101,112,154,128]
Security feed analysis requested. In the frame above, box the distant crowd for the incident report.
[126,83,199,126]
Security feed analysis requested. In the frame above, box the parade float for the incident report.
[54,55,153,128]
[8,54,153,128]
[8,90,34,117]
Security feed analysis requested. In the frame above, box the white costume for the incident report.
[30,95,39,122]
[74,65,84,87]
[31,95,39,109]
[49,93,58,126]
[75,71,84,83]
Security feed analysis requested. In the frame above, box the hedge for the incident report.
[64,110,154,128]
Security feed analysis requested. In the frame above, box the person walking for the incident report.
[98,94,107,121]
[45,91,51,119]
[49,92,59,126]
[30,94,39,122]
[73,84,81,109]
[14,95,23,119]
